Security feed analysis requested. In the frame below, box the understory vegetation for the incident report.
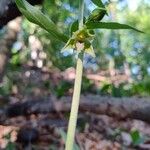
[0,0,149,149]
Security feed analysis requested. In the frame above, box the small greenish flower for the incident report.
[61,28,95,57]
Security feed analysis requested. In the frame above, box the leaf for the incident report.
[70,20,79,36]
[86,8,107,23]
[91,0,105,8]
[61,38,75,53]
[91,0,108,16]
[85,45,95,57]
[84,40,95,57]
[70,18,86,36]
[130,130,144,146]
[86,22,144,33]
[59,129,80,150]
[15,0,68,43]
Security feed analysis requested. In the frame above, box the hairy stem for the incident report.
[65,1,84,150]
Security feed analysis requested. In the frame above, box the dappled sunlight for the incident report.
[0,0,149,149]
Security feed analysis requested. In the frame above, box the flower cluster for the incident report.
[61,28,95,57]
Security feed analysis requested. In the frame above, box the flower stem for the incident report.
[79,0,84,29]
[65,53,83,150]
[65,1,84,150]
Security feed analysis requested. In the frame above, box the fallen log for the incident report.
[1,95,150,123]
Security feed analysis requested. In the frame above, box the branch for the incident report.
[0,0,43,28]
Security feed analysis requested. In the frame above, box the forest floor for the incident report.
[1,96,150,150]
[0,66,150,150]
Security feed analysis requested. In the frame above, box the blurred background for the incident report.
[0,0,149,99]
[0,0,150,149]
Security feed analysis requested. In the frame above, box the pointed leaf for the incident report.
[59,129,80,150]
[86,22,144,33]
[15,0,68,43]
[70,18,86,36]
[85,45,95,57]
[86,8,107,23]
[69,20,79,36]
[91,0,105,8]
[61,38,75,53]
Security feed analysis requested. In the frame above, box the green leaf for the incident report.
[84,40,95,57]
[70,18,86,36]
[86,8,107,23]
[86,22,144,33]
[15,0,68,43]
[130,130,144,146]
[59,129,80,150]
[70,20,79,36]
[85,45,95,57]
[91,0,105,8]
[61,38,75,53]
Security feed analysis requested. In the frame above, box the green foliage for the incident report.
[86,22,144,33]
[70,20,79,36]
[5,142,16,150]
[4,0,148,149]
[100,83,133,97]
[55,81,72,98]
[130,130,144,146]
[15,0,143,64]
[62,28,95,57]
[100,77,150,97]
[132,77,150,96]
[0,76,13,96]
[77,117,88,132]
[81,76,95,93]
[59,130,80,150]
[91,0,105,8]
[86,8,107,22]
[121,3,150,79]
[0,0,142,100]
[3,131,16,150]
[15,0,68,43]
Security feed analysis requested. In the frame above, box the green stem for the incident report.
[65,1,84,150]
[79,0,84,29]
[65,53,83,150]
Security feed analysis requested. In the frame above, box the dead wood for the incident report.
[0,0,43,28]
[0,95,150,124]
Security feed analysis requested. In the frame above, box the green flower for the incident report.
[61,28,95,57]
